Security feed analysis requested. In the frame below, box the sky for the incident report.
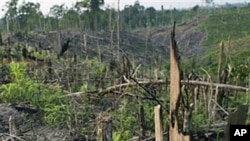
[0,0,249,18]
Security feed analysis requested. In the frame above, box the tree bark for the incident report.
[169,22,190,141]
[155,105,163,141]
[97,115,112,141]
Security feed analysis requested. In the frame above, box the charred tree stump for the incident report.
[224,105,249,141]
[138,94,146,140]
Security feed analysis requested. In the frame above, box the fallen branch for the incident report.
[62,79,249,97]
[183,80,249,92]
[211,99,229,115]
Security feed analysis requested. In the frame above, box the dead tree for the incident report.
[169,22,190,141]
[0,32,3,46]
[224,105,249,141]
[138,91,146,140]
[117,0,120,61]
[58,38,71,57]
[97,115,112,141]
[211,41,229,121]
[155,105,163,141]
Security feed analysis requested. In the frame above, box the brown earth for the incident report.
[2,18,206,63]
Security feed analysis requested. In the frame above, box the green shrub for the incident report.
[0,61,70,126]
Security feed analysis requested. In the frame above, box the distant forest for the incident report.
[1,0,245,34]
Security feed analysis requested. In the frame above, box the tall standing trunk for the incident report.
[117,0,120,61]
[169,22,190,141]
[94,10,98,32]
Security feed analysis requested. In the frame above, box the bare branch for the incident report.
[62,79,249,97]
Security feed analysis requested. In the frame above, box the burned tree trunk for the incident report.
[169,22,190,141]
[0,32,3,46]
[138,95,146,140]
[224,105,249,141]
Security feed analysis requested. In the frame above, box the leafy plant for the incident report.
[0,61,70,126]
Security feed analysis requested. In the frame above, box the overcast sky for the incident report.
[0,0,249,18]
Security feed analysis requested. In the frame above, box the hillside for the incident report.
[2,5,249,68]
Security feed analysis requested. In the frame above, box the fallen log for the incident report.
[62,79,249,97]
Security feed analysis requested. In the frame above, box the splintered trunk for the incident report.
[217,41,224,82]
[212,41,228,120]
[169,22,190,141]
[226,36,231,64]
[155,105,163,141]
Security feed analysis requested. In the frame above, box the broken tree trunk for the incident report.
[84,34,88,60]
[169,22,190,141]
[0,32,3,46]
[224,105,249,141]
[139,95,146,140]
[154,105,163,141]
[97,115,112,141]
[213,41,227,121]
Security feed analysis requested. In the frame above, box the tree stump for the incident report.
[97,115,112,141]
[224,105,249,141]
[155,105,163,141]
